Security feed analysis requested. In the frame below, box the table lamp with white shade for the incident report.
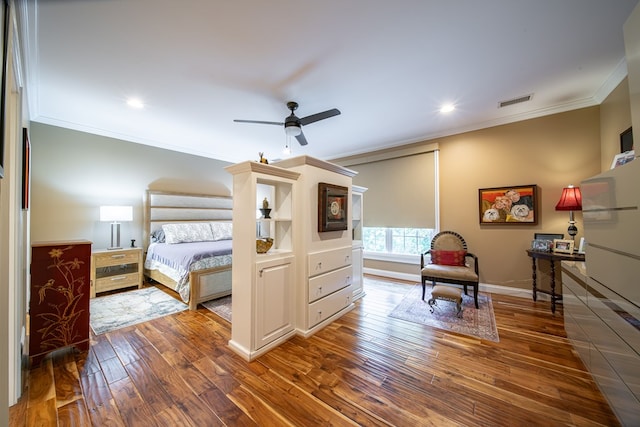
[100,205,133,250]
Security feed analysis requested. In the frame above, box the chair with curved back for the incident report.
[420,231,479,309]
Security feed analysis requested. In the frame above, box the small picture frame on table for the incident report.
[610,150,635,169]
[552,239,574,254]
[531,239,552,252]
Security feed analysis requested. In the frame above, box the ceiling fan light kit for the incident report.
[235,101,340,147]
[284,123,302,136]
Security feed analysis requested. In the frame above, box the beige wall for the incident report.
[30,123,233,250]
[438,107,600,289]
[599,78,632,171]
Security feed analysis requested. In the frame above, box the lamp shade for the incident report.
[555,185,582,211]
[100,205,133,222]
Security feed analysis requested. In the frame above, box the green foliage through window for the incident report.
[363,227,436,255]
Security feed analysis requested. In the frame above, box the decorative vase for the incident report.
[259,208,272,219]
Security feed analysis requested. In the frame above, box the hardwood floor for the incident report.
[10,276,620,426]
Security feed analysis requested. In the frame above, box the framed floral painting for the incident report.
[479,184,538,225]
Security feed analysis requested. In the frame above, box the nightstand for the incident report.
[91,247,143,297]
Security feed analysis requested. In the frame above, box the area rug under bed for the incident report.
[90,287,188,335]
[389,284,499,342]
[201,295,232,322]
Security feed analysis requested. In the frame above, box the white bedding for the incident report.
[144,240,232,302]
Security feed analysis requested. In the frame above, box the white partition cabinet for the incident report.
[274,155,357,337]
[226,156,359,360]
[225,161,300,361]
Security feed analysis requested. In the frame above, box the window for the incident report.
[363,227,436,255]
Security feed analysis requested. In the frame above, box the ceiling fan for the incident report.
[234,101,341,146]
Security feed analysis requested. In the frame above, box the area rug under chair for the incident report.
[389,284,499,342]
[90,287,188,335]
[201,295,232,322]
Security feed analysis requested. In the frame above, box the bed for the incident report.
[143,190,233,310]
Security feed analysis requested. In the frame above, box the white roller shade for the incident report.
[350,151,437,228]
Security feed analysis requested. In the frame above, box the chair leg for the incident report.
[473,284,479,309]
[421,279,426,300]
[463,284,468,295]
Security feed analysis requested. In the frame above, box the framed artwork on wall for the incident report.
[620,126,633,153]
[22,128,30,209]
[479,184,538,225]
[318,182,348,232]
[0,0,9,179]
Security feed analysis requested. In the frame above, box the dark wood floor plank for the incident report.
[198,386,259,426]
[122,358,176,414]
[154,405,198,427]
[80,370,114,412]
[106,328,142,366]
[91,333,118,363]
[227,385,299,427]
[86,399,126,427]
[156,369,223,426]
[192,356,242,395]
[98,356,129,385]
[108,376,158,427]
[12,277,621,426]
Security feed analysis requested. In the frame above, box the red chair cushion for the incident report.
[431,250,467,266]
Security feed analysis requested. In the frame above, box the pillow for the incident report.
[150,228,165,243]
[211,222,233,241]
[162,223,214,244]
[430,250,467,266]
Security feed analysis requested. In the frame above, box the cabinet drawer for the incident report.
[308,265,352,303]
[308,246,352,278]
[308,285,352,327]
[95,272,139,293]
[94,251,140,268]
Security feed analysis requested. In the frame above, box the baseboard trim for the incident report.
[363,268,534,299]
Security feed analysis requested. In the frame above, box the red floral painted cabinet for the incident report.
[29,240,92,365]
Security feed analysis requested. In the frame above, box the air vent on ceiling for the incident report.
[498,94,532,108]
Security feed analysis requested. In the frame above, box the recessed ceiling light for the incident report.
[440,104,455,113]
[126,98,144,109]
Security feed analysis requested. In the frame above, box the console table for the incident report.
[525,249,585,314]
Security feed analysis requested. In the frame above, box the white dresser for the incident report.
[562,159,640,426]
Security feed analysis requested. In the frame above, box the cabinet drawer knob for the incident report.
[111,254,126,259]
[111,276,127,281]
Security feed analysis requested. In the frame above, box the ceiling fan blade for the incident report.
[295,131,308,146]
[299,108,341,126]
[233,119,284,126]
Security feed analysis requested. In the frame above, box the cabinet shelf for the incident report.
[95,264,138,279]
